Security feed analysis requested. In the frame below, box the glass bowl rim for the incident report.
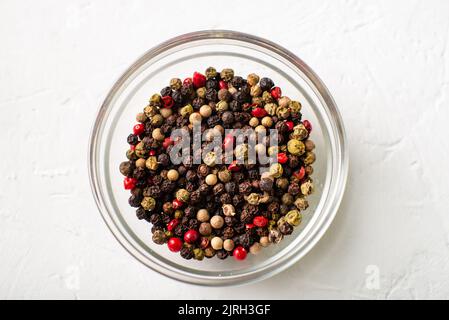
[88,29,349,286]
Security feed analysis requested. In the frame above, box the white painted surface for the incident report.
[1,0,449,299]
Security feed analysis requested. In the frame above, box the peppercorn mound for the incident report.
[119,67,316,261]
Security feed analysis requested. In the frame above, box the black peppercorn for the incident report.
[171,90,183,105]
[216,249,229,260]
[224,181,237,195]
[288,183,301,196]
[220,193,232,204]
[184,206,196,219]
[128,194,142,208]
[158,153,170,167]
[127,134,139,145]
[188,218,199,230]
[160,86,172,97]
[232,194,244,207]
[259,178,273,192]
[206,78,218,90]
[223,226,235,239]
[119,161,134,177]
[180,247,194,260]
[259,77,274,91]
[205,88,218,102]
[221,111,234,125]
[186,170,197,182]
[224,216,237,226]
[136,207,147,220]
[279,222,294,235]
[213,183,225,196]
[239,181,252,195]
[149,213,162,225]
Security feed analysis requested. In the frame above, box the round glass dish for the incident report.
[89,30,348,286]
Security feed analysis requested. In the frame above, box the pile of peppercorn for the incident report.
[119,67,316,261]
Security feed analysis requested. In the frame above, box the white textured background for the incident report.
[1,0,449,300]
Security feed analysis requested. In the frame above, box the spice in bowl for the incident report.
[119,67,316,261]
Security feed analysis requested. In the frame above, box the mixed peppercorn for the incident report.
[119,67,316,261]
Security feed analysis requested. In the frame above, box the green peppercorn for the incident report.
[196,87,206,99]
[144,105,158,118]
[151,114,164,127]
[286,210,302,226]
[282,193,294,205]
[135,141,147,158]
[145,156,158,170]
[169,78,182,90]
[205,67,217,79]
[290,124,309,140]
[287,139,305,156]
[216,100,228,112]
[165,230,173,238]
[152,230,166,245]
[176,189,190,202]
[149,94,161,106]
[289,100,302,114]
[301,180,314,196]
[174,210,183,219]
[193,248,205,261]
[141,197,156,211]
[247,73,260,86]
[250,85,262,97]
[220,68,234,81]
[294,197,309,211]
[262,91,274,103]
[264,103,278,116]
[180,104,194,117]
[303,151,316,165]
[271,213,280,221]
[276,106,291,119]
[269,163,283,178]
[245,193,260,205]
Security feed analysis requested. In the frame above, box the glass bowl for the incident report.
[88,30,348,286]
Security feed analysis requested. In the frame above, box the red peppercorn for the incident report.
[192,72,206,88]
[163,137,173,149]
[133,123,144,135]
[149,149,156,156]
[228,161,240,172]
[233,246,247,260]
[251,107,267,118]
[223,134,234,150]
[277,152,288,164]
[253,216,268,228]
[183,77,193,86]
[123,177,136,190]
[130,145,136,151]
[245,223,255,229]
[270,87,282,100]
[184,229,200,244]
[161,95,174,108]
[167,237,183,252]
[303,120,312,133]
[285,121,294,131]
[293,166,306,180]
[167,219,179,232]
[172,199,184,210]
[219,80,228,90]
